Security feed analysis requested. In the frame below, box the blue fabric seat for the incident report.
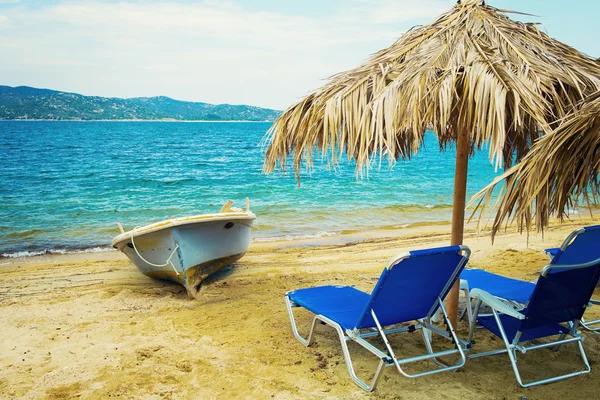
[461,269,534,304]
[284,245,471,392]
[289,246,470,330]
[288,285,370,330]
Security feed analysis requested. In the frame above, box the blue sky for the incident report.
[0,0,598,109]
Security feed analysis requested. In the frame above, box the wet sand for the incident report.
[1,219,600,399]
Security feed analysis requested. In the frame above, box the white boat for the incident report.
[112,199,256,298]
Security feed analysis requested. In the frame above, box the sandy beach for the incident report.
[1,219,600,399]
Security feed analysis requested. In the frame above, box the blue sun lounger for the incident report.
[460,225,600,329]
[285,245,470,392]
[461,225,600,387]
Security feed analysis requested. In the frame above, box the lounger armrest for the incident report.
[544,247,560,260]
[471,289,526,320]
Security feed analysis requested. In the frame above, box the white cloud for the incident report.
[0,1,446,108]
[39,2,404,49]
[0,15,9,30]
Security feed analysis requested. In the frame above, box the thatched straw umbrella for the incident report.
[263,0,600,326]
[470,90,600,239]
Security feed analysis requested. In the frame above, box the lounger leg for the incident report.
[552,333,567,352]
[421,316,433,347]
[579,300,600,332]
[463,288,474,327]
[583,300,600,332]
[459,285,473,328]
[489,309,591,388]
[581,318,600,332]
[514,339,591,387]
[332,322,386,392]
[371,299,467,378]
[458,290,467,320]
[317,316,386,392]
[421,319,447,368]
[437,298,468,367]
[285,296,386,392]
[467,299,482,343]
[489,309,526,386]
[285,296,321,346]
[575,340,592,378]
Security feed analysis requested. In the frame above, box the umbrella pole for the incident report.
[448,128,469,329]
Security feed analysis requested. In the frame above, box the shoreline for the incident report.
[2,213,595,267]
[0,207,459,258]
[0,219,453,260]
[4,207,599,260]
[1,221,450,266]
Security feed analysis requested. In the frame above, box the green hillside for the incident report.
[0,86,281,121]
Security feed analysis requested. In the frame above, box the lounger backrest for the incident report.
[551,225,600,265]
[355,246,469,329]
[521,263,600,331]
[521,226,600,331]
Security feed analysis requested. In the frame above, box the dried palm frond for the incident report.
[264,0,600,181]
[469,90,600,239]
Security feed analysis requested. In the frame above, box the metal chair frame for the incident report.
[284,247,470,392]
[466,258,599,387]
[460,227,600,332]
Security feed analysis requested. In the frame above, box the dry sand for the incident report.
[1,219,600,399]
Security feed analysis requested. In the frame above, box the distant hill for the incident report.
[0,86,281,122]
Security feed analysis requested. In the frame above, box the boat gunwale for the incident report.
[111,212,256,248]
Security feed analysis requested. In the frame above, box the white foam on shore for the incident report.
[394,224,412,228]
[1,246,114,259]
[2,250,47,258]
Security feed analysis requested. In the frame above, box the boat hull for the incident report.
[112,214,254,297]
[143,253,246,297]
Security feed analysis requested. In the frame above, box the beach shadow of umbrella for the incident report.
[262,0,600,325]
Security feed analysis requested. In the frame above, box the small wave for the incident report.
[49,246,113,255]
[2,250,47,258]
[1,246,114,259]
[207,156,229,163]
[251,224,277,231]
[253,231,338,242]
[383,203,453,212]
[158,177,194,183]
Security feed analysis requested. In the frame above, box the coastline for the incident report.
[3,206,598,259]
[1,218,454,259]
[2,213,593,269]
[1,217,599,398]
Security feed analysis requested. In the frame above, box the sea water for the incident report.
[0,121,503,257]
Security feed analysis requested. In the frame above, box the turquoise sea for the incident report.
[0,121,503,257]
